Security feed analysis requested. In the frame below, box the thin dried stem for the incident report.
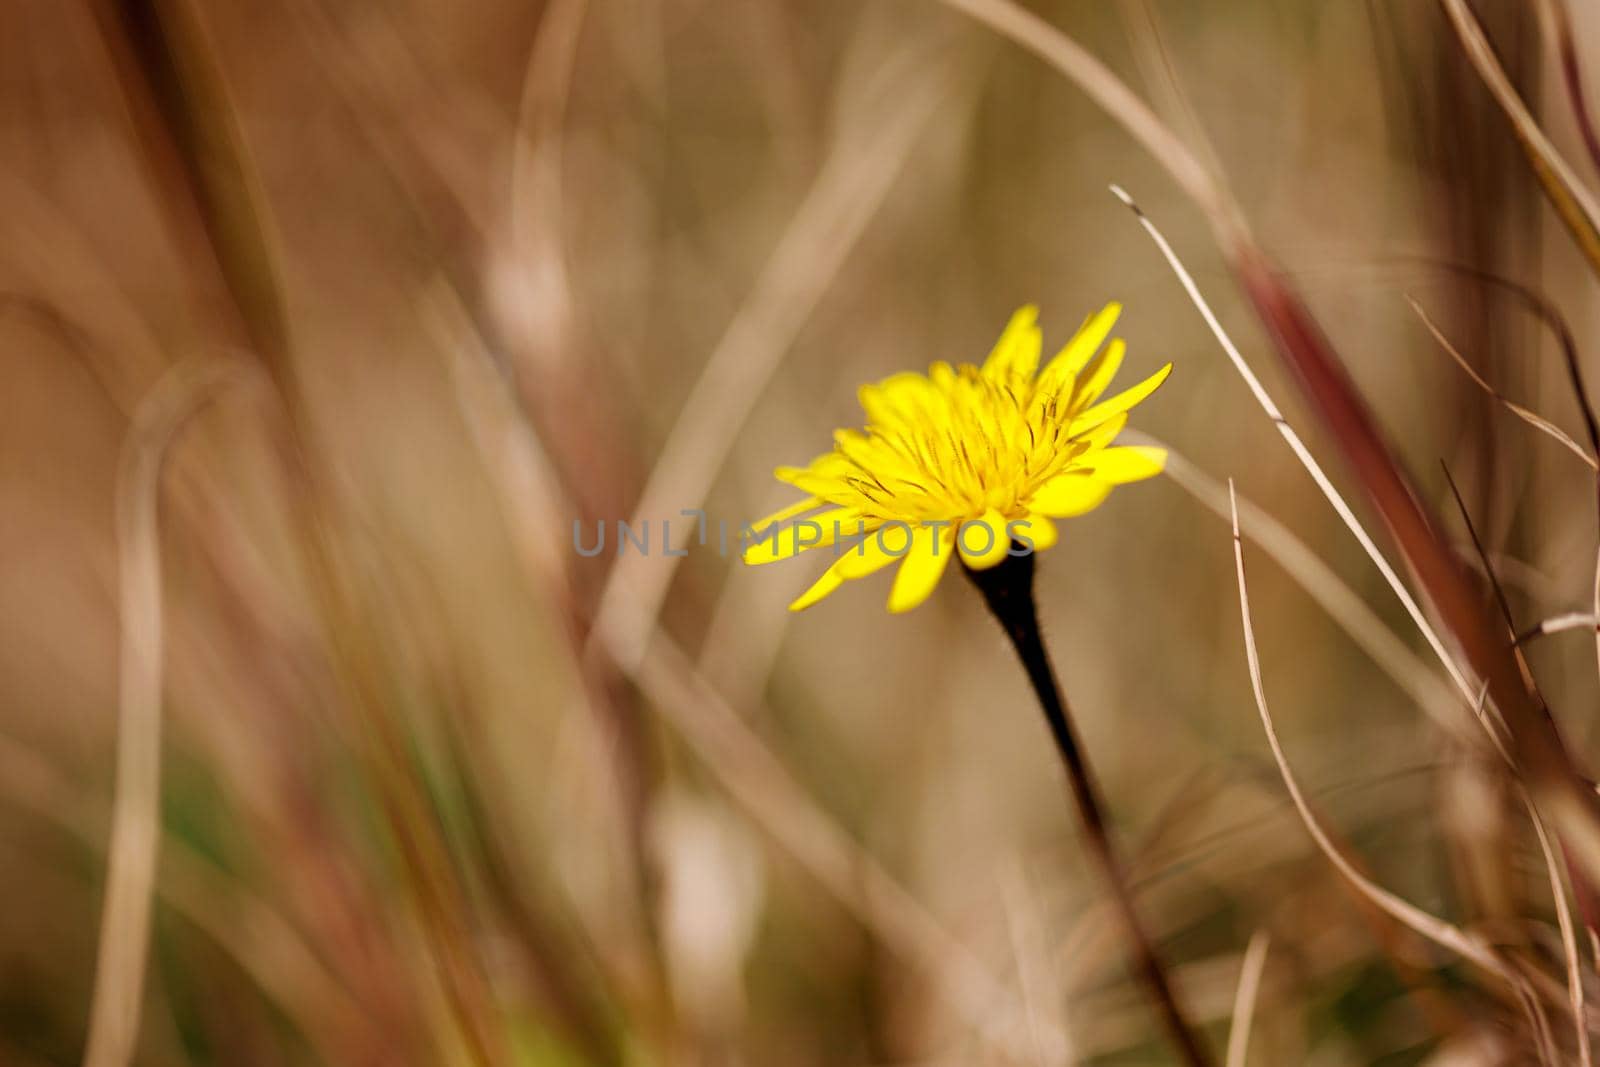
[1443,462,1600,1045]
[1519,613,1600,645]
[1113,186,1486,729]
[631,630,1070,1063]
[590,31,972,672]
[1531,795,1594,1067]
[1227,480,1546,1017]
[1224,931,1269,1067]
[1407,295,1597,469]
[1538,0,1600,177]
[84,359,239,1067]
[1437,0,1600,277]
[938,0,1231,228]
[1140,433,1469,745]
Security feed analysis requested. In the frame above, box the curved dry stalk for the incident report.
[625,615,1071,1063]
[1224,931,1269,1067]
[938,0,1229,226]
[1407,295,1597,469]
[1529,793,1594,1067]
[944,0,1596,880]
[1443,463,1600,1049]
[1116,0,1230,196]
[1519,613,1600,646]
[1438,0,1600,278]
[0,733,372,1059]
[1538,0,1600,178]
[1227,480,1548,1020]
[1140,434,1469,745]
[1001,861,1076,1067]
[1113,187,1484,722]
[589,32,973,672]
[84,359,240,1067]
[509,0,587,348]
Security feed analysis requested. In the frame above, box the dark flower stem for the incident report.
[966,551,1213,1067]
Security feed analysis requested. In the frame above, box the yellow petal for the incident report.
[1028,473,1113,518]
[747,496,820,535]
[743,507,863,564]
[1073,338,1125,410]
[1076,411,1128,451]
[1011,513,1058,553]
[1053,301,1122,376]
[858,372,930,424]
[957,508,1010,571]
[1087,445,1167,484]
[1069,362,1172,434]
[838,523,912,578]
[888,523,954,613]
[788,559,846,612]
[775,452,852,495]
[981,305,1042,381]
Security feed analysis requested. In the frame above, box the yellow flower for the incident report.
[744,304,1170,612]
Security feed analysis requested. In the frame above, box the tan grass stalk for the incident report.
[1438,0,1600,278]
[88,5,509,1058]
[1519,613,1600,645]
[84,359,238,1067]
[1002,861,1076,1067]
[1227,481,1554,1032]
[590,32,973,672]
[1140,435,1468,744]
[0,733,371,1059]
[1536,0,1600,177]
[1111,187,1487,729]
[1407,296,1597,469]
[1530,797,1594,1066]
[1223,931,1269,1067]
[938,0,1227,225]
[948,0,1600,896]
[631,625,1072,1063]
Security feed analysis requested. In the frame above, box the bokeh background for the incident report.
[3,0,1600,1063]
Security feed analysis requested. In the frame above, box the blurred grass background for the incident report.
[3,0,1600,1063]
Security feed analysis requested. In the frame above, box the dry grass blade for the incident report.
[1407,295,1597,469]
[1116,0,1229,196]
[1001,861,1076,1067]
[943,0,1598,889]
[1539,0,1600,177]
[1442,462,1597,1064]
[1226,480,1541,1013]
[1437,0,1600,277]
[1227,241,1600,896]
[0,733,372,1060]
[948,0,1600,890]
[1536,0,1600,179]
[938,0,1225,222]
[83,359,238,1067]
[85,0,289,373]
[1530,796,1594,1067]
[1141,434,1469,745]
[87,6,511,1056]
[1111,188,1492,735]
[629,631,1068,1063]
[590,32,972,672]
[1224,930,1269,1067]
[1519,613,1599,645]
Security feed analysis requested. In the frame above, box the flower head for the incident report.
[744,304,1170,612]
